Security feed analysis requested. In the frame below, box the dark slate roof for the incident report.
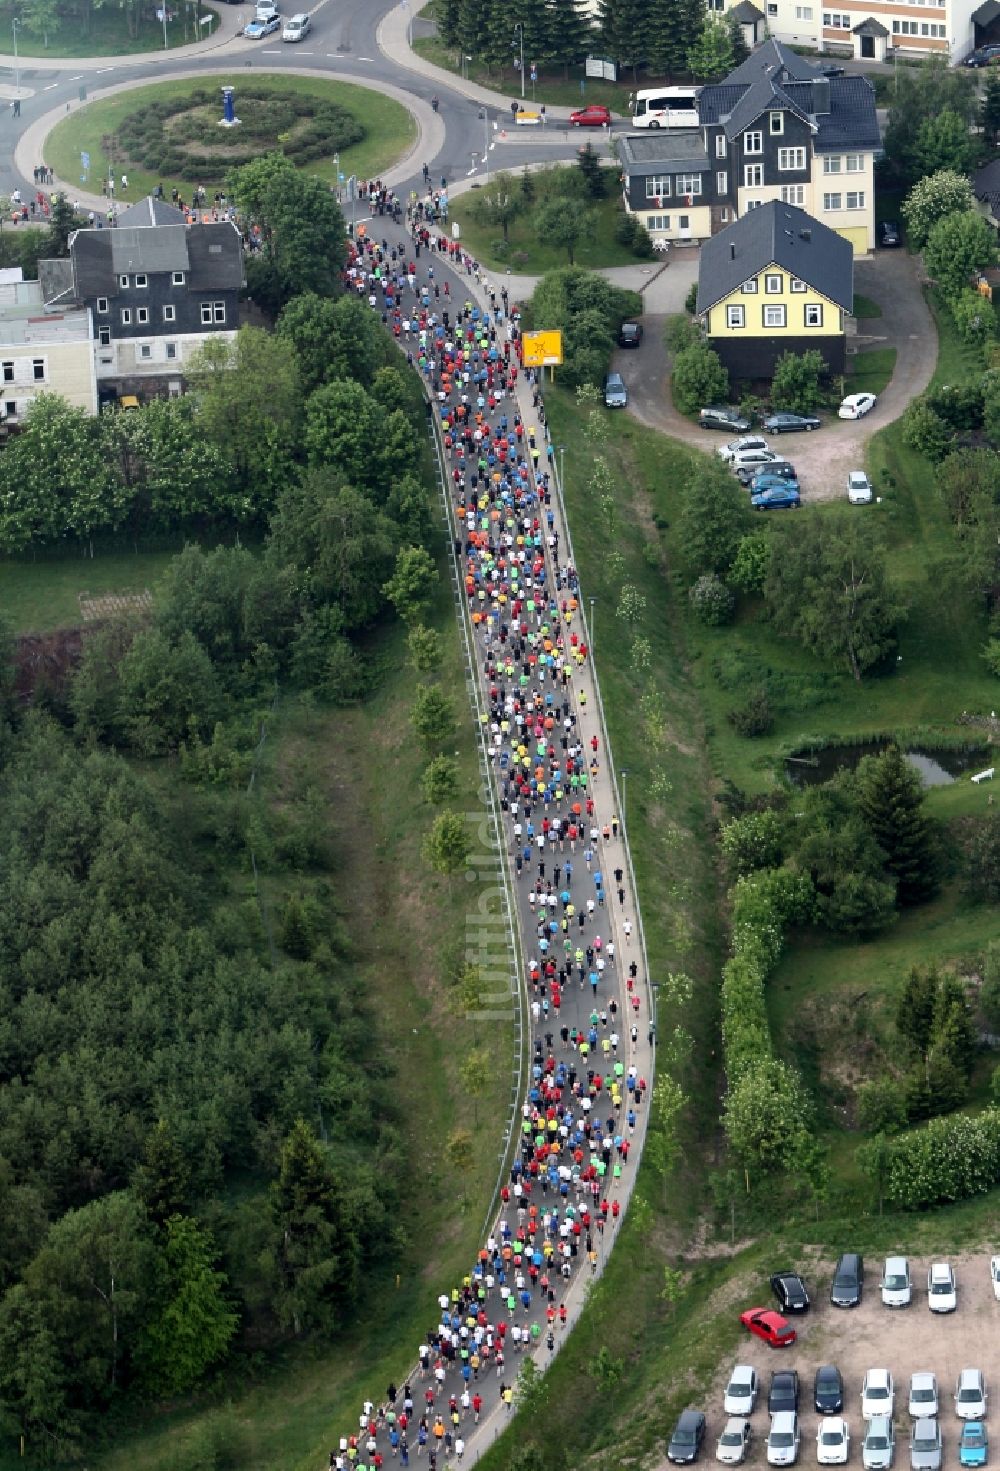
[974,158,1000,213]
[722,75,815,140]
[116,197,186,227]
[853,16,889,34]
[66,218,243,299]
[699,69,879,153]
[696,201,854,314]
[973,0,1000,25]
[617,130,710,173]
[37,256,74,307]
[731,1,764,19]
[111,224,189,275]
[70,231,116,297]
[722,37,819,83]
[186,222,244,290]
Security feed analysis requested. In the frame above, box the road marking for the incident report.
[357,55,374,60]
[261,47,281,51]
[95,66,115,73]
[44,82,58,90]
[68,74,82,80]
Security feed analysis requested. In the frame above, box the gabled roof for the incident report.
[721,74,816,141]
[61,216,244,300]
[186,222,244,290]
[722,37,819,84]
[37,256,74,307]
[695,201,854,315]
[972,0,1000,25]
[617,129,710,173]
[699,53,880,154]
[115,197,186,228]
[852,15,889,34]
[730,0,764,19]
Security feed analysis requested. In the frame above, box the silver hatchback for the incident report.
[910,1419,942,1471]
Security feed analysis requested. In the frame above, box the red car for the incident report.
[569,104,612,127]
[740,1308,797,1348]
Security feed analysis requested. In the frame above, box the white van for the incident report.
[631,85,701,129]
[255,0,279,19]
[282,11,310,38]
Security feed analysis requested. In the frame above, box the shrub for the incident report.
[727,687,774,737]
[925,382,984,431]
[688,573,735,626]
[729,533,772,594]
[882,1109,1000,1208]
[665,313,701,354]
[614,210,638,247]
[770,348,826,415]
[720,809,785,877]
[900,399,952,461]
[951,288,994,347]
[684,282,698,315]
[631,220,655,259]
[671,343,729,416]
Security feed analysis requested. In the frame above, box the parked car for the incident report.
[862,1371,895,1421]
[604,372,628,408]
[701,405,753,433]
[618,320,643,348]
[751,472,801,496]
[864,1419,896,1471]
[813,59,846,75]
[718,1420,753,1466]
[738,457,791,485]
[910,1376,940,1421]
[816,1367,846,1415]
[880,1256,911,1306]
[752,485,801,510]
[991,1257,1000,1301]
[770,1371,801,1416]
[848,470,874,506]
[964,43,1000,64]
[839,393,877,420]
[928,1262,957,1313]
[959,1424,988,1468]
[281,11,310,38]
[669,1411,708,1464]
[243,14,280,34]
[763,411,821,433]
[831,1254,864,1308]
[725,1366,759,1417]
[768,1413,801,1468]
[732,448,781,475]
[570,103,612,125]
[718,434,769,461]
[818,1419,851,1466]
[955,1371,987,1421]
[878,220,902,247]
[910,1420,943,1471]
[771,1273,810,1313]
[741,1308,797,1347]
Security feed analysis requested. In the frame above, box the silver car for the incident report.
[604,372,628,409]
[864,1418,895,1471]
[910,1375,939,1420]
[718,1418,753,1465]
[910,1419,942,1471]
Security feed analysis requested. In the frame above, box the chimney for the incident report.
[730,242,736,259]
[799,228,811,241]
[812,77,831,114]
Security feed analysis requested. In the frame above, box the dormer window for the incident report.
[172,271,185,286]
[135,273,148,288]
[769,112,784,134]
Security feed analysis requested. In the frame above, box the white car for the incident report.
[955,1369,987,1421]
[282,11,310,38]
[769,1412,801,1467]
[928,1262,957,1313]
[718,1419,753,1465]
[864,1418,895,1471]
[725,1366,759,1417]
[717,434,770,462]
[910,1374,939,1420]
[990,1257,1000,1300]
[839,392,877,420]
[863,1370,895,1421]
[818,1418,851,1465]
[731,448,781,474]
[881,1256,911,1307]
[848,470,874,506]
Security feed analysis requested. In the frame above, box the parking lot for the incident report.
[674,1251,1000,1470]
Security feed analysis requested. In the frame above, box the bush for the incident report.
[770,348,826,415]
[688,573,735,625]
[952,288,994,347]
[900,399,952,461]
[727,687,774,737]
[962,810,1000,903]
[925,382,984,431]
[882,1109,1000,1209]
[856,1076,908,1135]
[729,533,772,594]
[720,809,785,877]
[630,220,655,260]
[614,210,638,247]
[671,343,729,416]
[684,282,698,315]
[665,313,701,354]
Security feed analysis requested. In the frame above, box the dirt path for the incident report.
[612,249,937,506]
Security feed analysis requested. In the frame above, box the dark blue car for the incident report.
[750,471,801,495]
[751,485,801,510]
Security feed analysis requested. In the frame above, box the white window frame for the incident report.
[744,130,763,154]
[845,154,863,172]
[765,273,783,294]
[769,111,784,134]
[741,278,759,294]
[31,358,45,382]
[763,304,786,328]
[645,214,671,230]
[136,306,149,324]
[121,308,132,325]
[726,304,746,328]
[119,274,129,288]
[791,277,807,292]
[165,342,178,360]
[138,344,152,360]
[135,273,148,288]
[717,171,728,194]
[200,302,213,325]
[823,156,842,174]
[163,304,176,322]
[97,296,109,313]
[823,192,842,210]
[804,303,823,327]
[780,185,805,205]
[645,175,671,199]
[172,271,186,285]
[846,190,865,210]
[716,134,727,158]
[213,301,226,324]
[98,326,111,346]
[676,175,702,197]
[744,163,764,188]
[778,147,806,171]
[1,361,12,383]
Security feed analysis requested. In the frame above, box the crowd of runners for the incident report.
[329,205,650,1471]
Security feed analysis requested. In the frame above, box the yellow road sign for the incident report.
[522,329,564,367]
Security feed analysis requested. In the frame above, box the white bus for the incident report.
[630,85,702,129]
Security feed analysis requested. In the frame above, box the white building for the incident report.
[0,271,96,422]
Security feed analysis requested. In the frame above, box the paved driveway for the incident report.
[612,248,937,506]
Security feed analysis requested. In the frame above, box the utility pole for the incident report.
[11,17,19,106]
[514,22,524,99]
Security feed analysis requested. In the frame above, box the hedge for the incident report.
[884,1109,1000,1209]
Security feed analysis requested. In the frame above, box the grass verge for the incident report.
[412,30,638,114]
[45,76,415,202]
[848,345,896,398]
[7,5,219,56]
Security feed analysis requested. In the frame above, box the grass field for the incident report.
[450,167,645,273]
[7,5,219,57]
[853,292,882,320]
[413,31,640,114]
[45,76,415,202]
[1,549,177,633]
[847,345,896,397]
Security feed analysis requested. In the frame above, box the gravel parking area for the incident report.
[655,1250,1000,1471]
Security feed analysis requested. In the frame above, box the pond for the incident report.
[784,742,988,788]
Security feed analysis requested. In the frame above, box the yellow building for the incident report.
[696,201,853,378]
[0,272,96,421]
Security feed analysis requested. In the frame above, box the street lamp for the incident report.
[589,596,596,662]
[478,108,490,185]
[11,17,19,106]
[621,768,629,835]
[558,443,565,493]
[513,21,525,99]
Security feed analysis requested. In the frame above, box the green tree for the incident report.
[676,457,751,578]
[855,1078,908,1136]
[856,1131,893,1214]
[724,1057,813,1177]
[421,755,460,805]
[116,629,221,755]
[576,144,607,200]
[686,16,735,80]
[598,0,650,78]
[0,1283,74,1454]
[138,1216,238,1396]
[980,943,1000,1030]
[644,1073,685,1206]
[271,1120,360,1336]
[408,623,443,674]
[276,292,385,395]
[411,684,456,752]
[0,394,112,552]
[534,197,594,265]
[770,348,826,415]
[688,572,735,625]
[795,783,897,936]
[458,1046,492,1124]
[45,192,79,255]
[763,511,904,681]
[952,288,993,347]
[936,447,1000,526]
[472,171,524,239]
[883,56,979,185]
[671,342,729,416]
[423,811,472,875]
[720,809,785,878]
[132,1121,190,1226]
[902,169,974,248]
[963,811,1000,903]
[912,107,979,177]
[383,546,439,625]
[303,379,380,478]
[896,964,942,1058]
[856,744,940,904]
[984,70,1000,148]
[729,532,772,594]
[900,398,952,461]
[228,152,347,308]
[923,210,998,301]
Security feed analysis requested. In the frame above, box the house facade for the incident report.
[719,0,976,62]
[0,271,96,422]
[695,199,854,377]
[617,40,879,253]
[40,197,244,402]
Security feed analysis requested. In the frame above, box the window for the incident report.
[719,207,730,221]
[778,147,806,170]
[765,273,783,294]
[804,303,824,327]
[741,278,758,293]
[823,156,842,173]
[763,304,786,327]
[823,11,850,24]
[744,130,763,154]
[163,304,176,323]
[32,359,44,382]
[1,362,12,383]
[823,192,842,210]
[780,185,805,205]
[645,214,671,230]
[791,277,807,292]
[727,305,746,328]
[746,198,763,209]
[201,303,213,325]
[96,296,109,313]
[172,271,185,285]
[744,163,764,187]
[138,344,152,360]
[893,17,946,31]
[213,301,226,324]
[201,301,227,325]
[135,273,148,288]
[165,342,178,360]
[845,153,863,172]
[675,175,702,197]
[121,308,131,325]
[795,5,813,16]
[136,307,149,324]
[715,134,727,158]
[98,326,111,346]
[679,214,690,229]
[767,1,777,10]
[846,190,865,209]
[717,171,728,194]
[645,175,672,199]
[4,401,14,419]
[119,274,129,288]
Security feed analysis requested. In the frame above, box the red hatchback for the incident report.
[569,104,612,127]
[740,1308,797,1348]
